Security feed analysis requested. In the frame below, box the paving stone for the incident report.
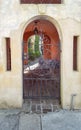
[19,114,40,130]
[42,110,81,130]
[0,109,81,130]
[0,109,21,115]
[0,114,19,130]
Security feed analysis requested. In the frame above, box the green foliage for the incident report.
[35,35,39,52]
[28,38,31,48]
[35,51,41,58]
[28,35,41,61]
[28,48,35,61]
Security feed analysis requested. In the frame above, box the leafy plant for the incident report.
[28,48,35,61]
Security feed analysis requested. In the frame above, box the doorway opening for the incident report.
[23,19,61,109]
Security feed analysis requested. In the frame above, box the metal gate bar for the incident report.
[23,78,60,99]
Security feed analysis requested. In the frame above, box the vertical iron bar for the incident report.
[40,78,42,100]
[36,79,38,97]
[27,79,29,98]
[32,78,33,98]
[45,79,47,97]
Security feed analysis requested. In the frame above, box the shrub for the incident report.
[28,48,36,61]
[35,51,41,58]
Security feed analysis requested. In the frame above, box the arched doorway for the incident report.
[23,18,61,104]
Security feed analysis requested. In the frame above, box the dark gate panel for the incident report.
[23,35,60,100]
[24,72,60,99]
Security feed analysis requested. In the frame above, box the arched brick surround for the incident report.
[23,19,60,64]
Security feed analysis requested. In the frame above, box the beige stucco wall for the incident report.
[0,0,81,109]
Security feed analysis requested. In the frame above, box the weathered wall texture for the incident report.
[0,0,81,108]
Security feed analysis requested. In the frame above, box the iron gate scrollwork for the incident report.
[23,35,60,100]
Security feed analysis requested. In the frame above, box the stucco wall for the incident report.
[0,0,81,108]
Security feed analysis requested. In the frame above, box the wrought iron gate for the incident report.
[23,35,60,100]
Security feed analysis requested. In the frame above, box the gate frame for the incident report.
[21,15,63,105]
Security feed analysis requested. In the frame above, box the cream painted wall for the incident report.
[0,0,81,108]
[60,19,81,109]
